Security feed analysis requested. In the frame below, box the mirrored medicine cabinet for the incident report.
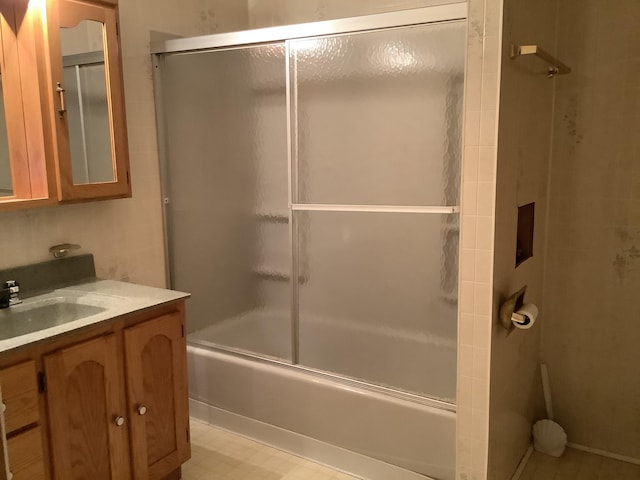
[0,0,130,211]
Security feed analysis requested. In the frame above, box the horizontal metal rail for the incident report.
[151,3,467,54]
[291,204,459,214]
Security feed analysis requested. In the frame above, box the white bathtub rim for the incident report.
[190,399,436,480]
[187,343,457,412]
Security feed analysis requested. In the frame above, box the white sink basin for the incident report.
[0,291,119,340]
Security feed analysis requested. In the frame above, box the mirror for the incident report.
[60,19,114,185]
[0,73,12,197]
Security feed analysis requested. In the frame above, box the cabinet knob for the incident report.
[137,405,147,416]
[1,402,6,413]
[115,416,125,427]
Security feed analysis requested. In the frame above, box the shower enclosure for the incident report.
[153,5,466,479]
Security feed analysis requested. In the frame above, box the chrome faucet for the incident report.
[49,243,81,259]
[0,280,21,309]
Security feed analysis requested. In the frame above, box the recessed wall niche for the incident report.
[516,202,535,266]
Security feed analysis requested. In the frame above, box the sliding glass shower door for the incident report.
[158,17,465,402]
[160,44,292,361]
[290,23,463,400]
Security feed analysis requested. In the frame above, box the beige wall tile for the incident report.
[462,214,478,250]
[463,182,479,215]
[461,249,477,282]
[463,147,480,183]
[465,110,482,147]
[474,250,492,283]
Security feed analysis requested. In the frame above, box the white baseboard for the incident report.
[567,443,640,466]
[189,398,433,480]
[511,445,533,480]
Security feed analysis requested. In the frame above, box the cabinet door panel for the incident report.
[0,361,39,434]
[124,312,189,480]
[7,426,46,480]
[46,0,130,201]
[44,334,131,480]
[0,0,50,202]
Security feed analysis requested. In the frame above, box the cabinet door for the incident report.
[0,0,54,208]
[44,334,131,480]
[124,312,190,480]
[46,0,130,201]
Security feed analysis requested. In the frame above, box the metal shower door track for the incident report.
[150,3,467,54]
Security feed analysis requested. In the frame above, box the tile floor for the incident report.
[520,448,640,480]
[183,420,360,479]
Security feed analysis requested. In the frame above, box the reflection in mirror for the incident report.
[60,19,114,185]
[0,73,13,197]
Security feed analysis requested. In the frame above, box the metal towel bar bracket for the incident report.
[510,44,571,78]
[49,243,81,259]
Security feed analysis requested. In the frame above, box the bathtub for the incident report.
[187,312,457,480]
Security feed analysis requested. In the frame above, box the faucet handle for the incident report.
[49,243,81,259]
[2,281,21,306]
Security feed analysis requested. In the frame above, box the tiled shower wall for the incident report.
[456,0,502,478]
[0,0,248,285]
[542,0,640,460]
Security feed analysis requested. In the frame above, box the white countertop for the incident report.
[0,279,190,354]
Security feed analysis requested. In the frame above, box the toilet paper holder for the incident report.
[499,285,527,334]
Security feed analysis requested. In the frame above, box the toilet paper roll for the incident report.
[511,303,538,329]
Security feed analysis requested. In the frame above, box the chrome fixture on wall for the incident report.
[510,44,571,78]
[49,243,81,259]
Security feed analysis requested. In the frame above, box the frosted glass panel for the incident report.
[291,21,465,206]
[64,62,113,184]
[296,211,458,401]
[161,44,291,361]
[60,20,115,185]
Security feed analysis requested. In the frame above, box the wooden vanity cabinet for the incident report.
[0,361,46,480]
[124,312,190,480]
[0,300,189,480]
[44,334,132,480]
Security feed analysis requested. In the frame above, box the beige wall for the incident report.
[542,0,640,460]
[248,0,455,28]
[488,0,557,477]
[0,0,248,287]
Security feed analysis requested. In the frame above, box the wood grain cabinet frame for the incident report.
[44,334,132,480]
[45,0,131,201]
[0,0,130,211]
[124,312,190,480]
[0,0,57,210]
